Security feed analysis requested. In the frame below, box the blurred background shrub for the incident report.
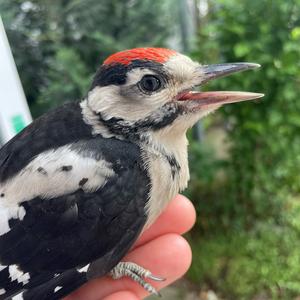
[187,1,300,299]
[1,0,300,299]
[0,0,174,115]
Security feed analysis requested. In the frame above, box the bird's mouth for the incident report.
[176,63,264,110]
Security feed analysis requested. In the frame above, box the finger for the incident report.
[66,234,192,300]
[135,194,196,248]
[101,291,139,300]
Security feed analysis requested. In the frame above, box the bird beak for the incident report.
[177,63,264,109]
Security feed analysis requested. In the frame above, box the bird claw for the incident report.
[147,274,166,282]
[109,262,164,296]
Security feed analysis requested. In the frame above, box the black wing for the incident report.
[0,137,150,299]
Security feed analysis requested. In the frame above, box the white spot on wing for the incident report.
[18,206,26,220]
[77,263,90,273]
[54,286,62,292]
[0,288,5,295]
[0,145,115,206]
[9,265,30,285]
[0,203,26,236]
[0,265,7,271]
[12,292,24,300]
[0,206,26,236]
[0,209,10,235]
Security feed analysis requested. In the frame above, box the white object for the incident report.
[0,16,32,145]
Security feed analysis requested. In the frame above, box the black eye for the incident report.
[139,75,162,93]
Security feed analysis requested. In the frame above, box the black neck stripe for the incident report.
[91,103,182,138]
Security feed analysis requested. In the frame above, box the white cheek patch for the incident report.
[87,85,120,115]
[0,145,115,207]
[0,288,5,295]
[86,79,169,123]
[9,265,30,285]
[80,99,114,138]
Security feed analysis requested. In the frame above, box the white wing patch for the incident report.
[0,209,10,236]
[0,288,5,295]
[0,145,115,207]
[0,206,26,236]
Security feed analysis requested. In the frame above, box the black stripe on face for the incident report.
[97,103,183,139]
[90,59,168,89]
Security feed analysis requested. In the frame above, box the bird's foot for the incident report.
[109,262,165,296]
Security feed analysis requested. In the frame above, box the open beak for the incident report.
[178,63,264,109]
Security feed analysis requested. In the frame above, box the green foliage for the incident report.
[185,138,229,234]
[1,0,174,116]
[34,47,91,115]
[188,215,300,299]
[188,0,300,298]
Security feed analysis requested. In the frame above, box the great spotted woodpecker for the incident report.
[0,47,263,299]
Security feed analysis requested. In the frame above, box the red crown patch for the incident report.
[103,47,177,66]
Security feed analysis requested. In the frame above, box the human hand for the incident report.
[64,194,196,300]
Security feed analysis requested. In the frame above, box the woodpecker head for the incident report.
[83,47,263,139]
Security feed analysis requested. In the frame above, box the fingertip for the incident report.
[101,290,139,300]
[173,194,196,231]
[163,233,193,276]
